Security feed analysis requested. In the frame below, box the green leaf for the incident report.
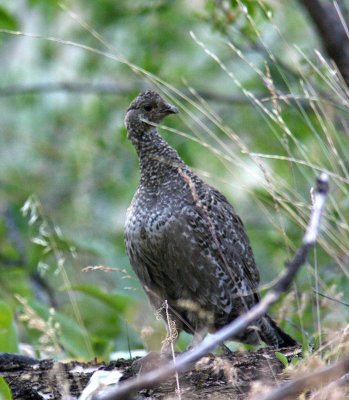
[0,301,18,353]
[68,284,134,313]
[275,351,289,367]
[0,6,18,30]
[301,337,311,358]
[0,376,12,400]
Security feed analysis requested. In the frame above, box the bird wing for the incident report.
[162,184,261,303]
[206,187,260,292]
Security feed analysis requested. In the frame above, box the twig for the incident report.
[0,81,317,108]
[312,288,349,307]
[259,356,349,400]
[0,253,24,266]
[0,208,27,267]
[93,173,329,400]
[0,81,261,105]
[0,81,135,96]
[1,207,57,307]
[30,271,57,309]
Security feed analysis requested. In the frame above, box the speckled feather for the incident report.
[124,90,296,348]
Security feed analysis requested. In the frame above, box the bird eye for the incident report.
[143,104,153,112]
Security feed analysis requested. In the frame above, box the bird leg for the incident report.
[160,319,181,357]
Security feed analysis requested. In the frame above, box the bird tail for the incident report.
[259,315,297,348]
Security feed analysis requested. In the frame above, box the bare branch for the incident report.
[259,356,349,400]
[0,81,135,96]
[0,81,319,109]
[312,288,349,307]
[93,173,329,400]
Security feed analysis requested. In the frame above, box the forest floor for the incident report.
[0,347,298,399]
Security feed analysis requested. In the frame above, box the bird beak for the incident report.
[165,104,179,114]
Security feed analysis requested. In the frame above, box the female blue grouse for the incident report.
[124,90,296,351]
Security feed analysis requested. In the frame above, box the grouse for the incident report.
[124,90,296,352]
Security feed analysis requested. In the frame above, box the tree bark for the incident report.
[299,0,349,88]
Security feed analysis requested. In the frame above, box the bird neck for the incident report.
[132,128,185,186]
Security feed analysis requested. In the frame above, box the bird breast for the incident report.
[125,188,177,257]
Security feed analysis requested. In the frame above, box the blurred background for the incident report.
[0,0,348,360]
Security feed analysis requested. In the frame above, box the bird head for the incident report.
[124,90,178,141]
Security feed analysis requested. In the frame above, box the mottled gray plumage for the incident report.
[124,90,296,350]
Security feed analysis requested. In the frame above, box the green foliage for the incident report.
[0,6,18,30]
[275,350,301,368]
[0,302,18,353]
[27,299,94,359]
[68,284,134,314]
[275,351,288,367]
[0,376,12,400]
[203,0,273,41]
